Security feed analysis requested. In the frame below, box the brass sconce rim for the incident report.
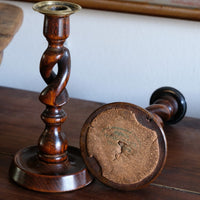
[33,1,81,16]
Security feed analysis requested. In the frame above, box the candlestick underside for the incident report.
[80,102,167,191]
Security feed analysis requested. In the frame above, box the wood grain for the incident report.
[0,3,23,63]
[12,0,200,21]
[1,155,199,199]
[155,120,200,192]
[0,86,102,154]
[0,86,199,198]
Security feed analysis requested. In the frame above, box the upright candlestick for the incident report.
[9,1,92,192]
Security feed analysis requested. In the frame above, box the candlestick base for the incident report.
[10,146,92,192]
[80,102,167,191]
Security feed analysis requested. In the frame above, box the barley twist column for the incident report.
[9,1,92,192]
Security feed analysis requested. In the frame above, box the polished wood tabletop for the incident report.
[0,86,199,199]
[0,3,23,64]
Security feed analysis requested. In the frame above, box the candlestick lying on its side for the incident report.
[80,87,186,191]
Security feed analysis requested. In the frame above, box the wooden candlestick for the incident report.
[80,87,186,191]
[9,1,92,192]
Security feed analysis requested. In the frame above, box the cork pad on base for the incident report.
[80,103,167,191]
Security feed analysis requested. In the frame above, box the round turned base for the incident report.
[10,146,92,192]
[80,103,167,191]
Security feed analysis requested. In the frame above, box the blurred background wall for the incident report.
[0,0,200,118]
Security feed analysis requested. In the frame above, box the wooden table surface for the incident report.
[0,86,199,199]
[0,3,23,64]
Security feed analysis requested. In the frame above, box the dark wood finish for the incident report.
[9,2,92,192]
[13,0,200,21]
[0,156,199,200]
[37,11,71,164]
[80,87,187,191]
[0,86,199,199]
[155,118,200,193]
[148,87,187,125]
[80,102,167,191]
[0,87,102,155]
[0,3,23,64]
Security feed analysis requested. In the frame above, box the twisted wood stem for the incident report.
[38,15,70,163]
[146,96,178,127]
